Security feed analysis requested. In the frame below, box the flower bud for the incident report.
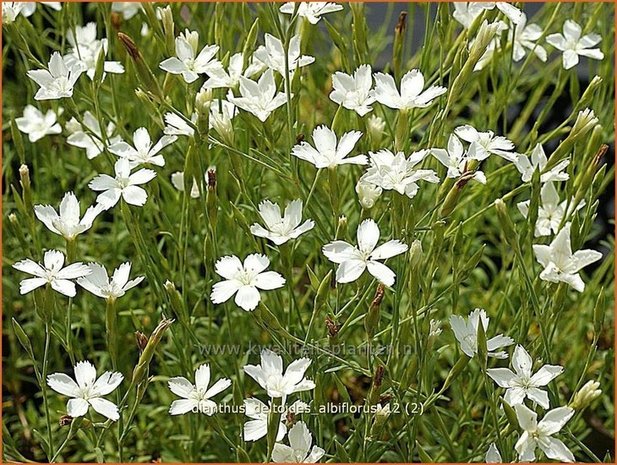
[365,283,385,338]
[135,331,148,353]
[371,403,391,432]
[392,11,407,80]
[164,280,188,324]
[366,115,386,148]
[408,240,423,269]
[356,179,382,209]
[368,365,385,404]
[314,270,332,310]
[570,380,602,410]
[196,88,212,135]
[494,198,517,246]
[577,76,602,111]
[206,166,218,227]
[117,32,162,98]
[336,215,347,239]
[158,6,175,56]
[132,318,174,384]
[12,318,34,360]
[19,164,33,212]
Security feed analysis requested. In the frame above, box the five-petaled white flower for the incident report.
[163,111,197,138]
[64,22,125,80]
[243,349,315,399]
[487,345,563,409]
[66,111,121,159]
[227,69,288,122]
[449,308,514,359]
[546,20,604,70]
[330,64,375,117]
[243,398,309,442]
[13,250,90,297]
[16,105,62,142]
[254,33,315,78]
[454,125,517,162]
[77,262,144,302]
[533,223,602,292]
[279,2,343,24]
[202,52,261,90]
[210,254,285,311]
[27,52,85,101]
[250,199,314,245]
[34,192,103,241]
[159,29,220,83]
[509,12,548,62]
[431,134,486,184]
[514,404,575,462]
[167,363,231,415]
[360,149,439,198]
[109,127,177,167]
[373,69,446,111]
[291,125,365,169]
[272,421,325,463]
[452,2,523,29]
[513,143,569,183]
[517,182,584,237]
[89,158,157,209]
[323,218,408,287]
[47,360,123,421]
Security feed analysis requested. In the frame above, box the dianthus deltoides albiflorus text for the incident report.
[3,1,614,463]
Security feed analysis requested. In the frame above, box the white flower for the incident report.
[66,111,121,159]
[517,182,584,237]
[15,105,62,142]
[431,134,486,184]
[329,64,375,117]
[227,69,288,122]
[2,2,24,22]
[167,364,231,416]
[373,69,446,110]
[488,345,563,409]
[243,397,287,442]
[89,158,157,209]
[291,125,365,169]
[449,308,514,359]
[64,22,125,80]
[272,421,325,463]
[361,149,439,198]
[243,398,309,442]
[209,99,236,142]
[509,13,547,62]
[159,29,220,83]
[27,52,85,101]
[571,380,602,410]
[279,2,343,24]
[454,125,517,161]
[453,2,523,29]
[163,111,197,137]
[210,254,285,311]
[355,179,382,209]
[322,218,408,287]
[77,262,144,301]
[254,33,314,77]
[171,171,205,198]
[250,199,314,245]
[514,143,569,183]
[533,223,602,292]
[243,349,315,399]
[47,361,123,421]
[202,53,263,90]
[546,20,604,70]
[111,2,141,20]
[34,192,103,240]
[514,404,575,462]
[13,250,90,297]
[109,127,177,167]
[486,443,502,463]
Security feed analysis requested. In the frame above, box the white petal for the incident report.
[89,397,120,421]
[74,360,97,388]
[211,279,242,304]
[169,399,198,415]
[234,285,261,311]
[253,271,285,290]
[67,398,89,417]
[168,377,195,398]
[335,259,366,283]
[215,255,244,279]
[367,261,396,286]
[194,364,211,391]
[91,372,123,396]
[370,240,408,260]
[356,218,380,253]
[47,373,80,397]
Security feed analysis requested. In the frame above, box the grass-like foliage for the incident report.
[2,2,615,463]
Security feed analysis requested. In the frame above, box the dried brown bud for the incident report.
[135,331,148,353]
[59,415,73,427]
[371,284,385,308]
[325,316,339,338]
[373,365,385,390]
[295,133,305,144]
[207,167,217,191]
[395,11,407,34]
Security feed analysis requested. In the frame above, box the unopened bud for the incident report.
[164,280,188,323]
[392,11,407,79]
[135,331,148,353]
[494,199,518,245]
[158,6,175,56]
[336,215,347,238]
[577,76,602,110]
[366,115,386,148]
[132,317,174,384]
[369,365,385,404]
[356,180,382,209]
[570,380,602,410]
[408,240,423,269]
[206,166,218,227]
[19,164,33,211]
[365,284,385,338]
[118,32,162,97]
